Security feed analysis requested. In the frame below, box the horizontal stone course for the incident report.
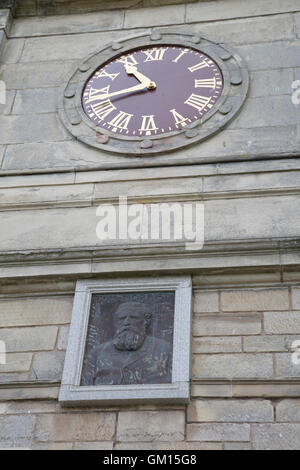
[0,114,69,145]
[193,314,261,336]
[193,291,219,313]
[252,423,300,450]
[0,326,58,352]
[35,412,116,442]
[11,10,123,37]
[221,289,290,312]
[275,353,300,378]
[12,88,59,115]
[264,311,300,334]
[31,351,65,381]
[243,336,287,352]
[0,352,32,373]
[114,442,222,450]
[0,414,36,448]
[187,423,250,442]
[186,0,300,23]
[117,411,185,442]
[188,399,274,423]
[193,353,273,379]
[292,288,300,309]
[276,399,300,422]
[0,296,73,327]
[193,336,242,354]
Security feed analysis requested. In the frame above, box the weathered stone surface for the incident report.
[11,10,123,37]
[32,442,73,450]
[235,42,300,71]
[193,314,261,336]
[249,69,294,98]
[198,14,295,45]
[0,9,10,31]
[31,351,65,381]
[2,125,299,172]
[0,90,15,115]
[2,140,126,171]
[252,424,300,450]
[188,399,273,422]
[124,4,185,28]
[276,399,300,422]
[1,352,32,372]
[0,60,77,89]
[292,288,300,309]
[193,291,219,313]
[221,289,289,312]
[94,176,202,199]
[0,114,69,145]
[204,170,300,194]
[193,337,242,354]
[0,183,94,207]
[19,28,147,62]
[186,0,300,23]
[243,335,287,352]
[193,353,273,379]
[228,96,296,130]
[187,423,250,442]
[0,296,73,327]
[224,442,252,450]
[1,38,24,64]
[264,312,300,334]
[35,412,116,442]
[115,441,222,450]
[57,325,69,350]
[0,326,58,352]
[117,411,185,442]
[12,88,59,115]
[295,12,300,38]
[0,415,36,448]
[73,441,114,450]
[275,353,300,378]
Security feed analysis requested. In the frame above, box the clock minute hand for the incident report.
[86,83,148,103]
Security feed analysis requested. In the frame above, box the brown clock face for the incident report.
[82,45,224,138]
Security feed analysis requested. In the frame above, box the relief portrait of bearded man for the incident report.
[81,301,173,385]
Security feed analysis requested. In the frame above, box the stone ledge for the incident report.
[1,379,300,401]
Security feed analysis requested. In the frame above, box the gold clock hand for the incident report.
[86,83,149,103]
[125,64,156,90]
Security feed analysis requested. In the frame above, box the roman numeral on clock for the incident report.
[139,115,158,135]
[195,78,216,89]
[170,109,190,127]
[188,60,210,72]
[86,86,110,103]
[117,55,138,67]
[96,70,120,81]
[185,93,212,112]
[91,100,116,120]
[143,48,166,62]
[109,111,133,130]
[172,48,189,63]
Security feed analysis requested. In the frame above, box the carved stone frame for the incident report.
[59,275,192,406]
[58,30,249,156]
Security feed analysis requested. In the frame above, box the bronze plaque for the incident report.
[81,291,175,386]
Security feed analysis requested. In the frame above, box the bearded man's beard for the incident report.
[113,327,146,351]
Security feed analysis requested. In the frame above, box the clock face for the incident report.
[82,45,224,138]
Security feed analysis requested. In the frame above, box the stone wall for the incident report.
[0,0,300,450]
[1,284,300,449]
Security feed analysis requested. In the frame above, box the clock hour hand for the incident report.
[125,64,156,90]
[86,83,148,103]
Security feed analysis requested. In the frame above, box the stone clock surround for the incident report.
[59,31,248,156]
